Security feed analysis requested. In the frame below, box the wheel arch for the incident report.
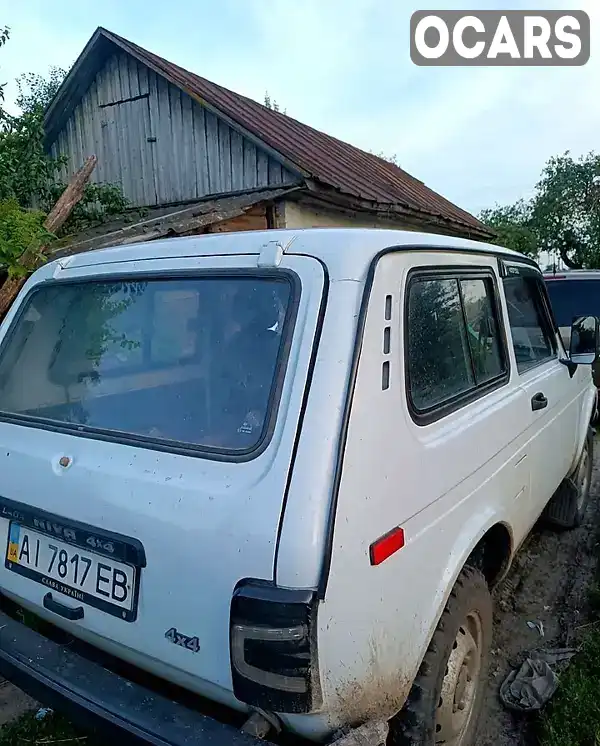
[570,385,597,476]
[410,514,514,691]
[466,522,514,589]
[388,518,512,741]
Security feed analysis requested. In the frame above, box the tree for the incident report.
[479,151,600,269]
[0,28,127,322]
[531,152,600,269]
[0,155,98,318]
[0,25,53,274]
[0,33,66,206]
[15,67,66,114]
[0,26,8,104]
[479,200,538,258]
[0,83,65,206]
[4,63,127,228]
[0,31,128,280]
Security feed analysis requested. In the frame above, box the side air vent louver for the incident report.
[382,295,393,390]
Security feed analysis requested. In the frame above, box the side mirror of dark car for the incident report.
[569,315,600,365]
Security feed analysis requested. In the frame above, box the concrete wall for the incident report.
[281,201,417,231]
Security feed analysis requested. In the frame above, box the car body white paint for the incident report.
[0,228,594,741]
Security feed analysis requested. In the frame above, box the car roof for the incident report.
[544,270,600,281]
[49,228,535,284]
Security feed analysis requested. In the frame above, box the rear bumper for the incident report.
[0,609,269,746]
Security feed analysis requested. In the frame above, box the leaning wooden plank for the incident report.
[0,155,98,322]
[43,155,98,235]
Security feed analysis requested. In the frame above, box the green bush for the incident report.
[0,199,54,276]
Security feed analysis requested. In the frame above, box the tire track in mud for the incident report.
[478,456,600,746]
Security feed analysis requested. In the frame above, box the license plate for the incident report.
[5,523,138,621]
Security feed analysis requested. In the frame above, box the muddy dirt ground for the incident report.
[0,461,599,743]
[479,454,600,745]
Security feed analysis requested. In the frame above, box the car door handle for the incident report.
[531,392,548,411]
[43,592,84,621]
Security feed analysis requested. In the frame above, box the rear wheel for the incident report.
[544,429,594,530]
[389,566,492,746]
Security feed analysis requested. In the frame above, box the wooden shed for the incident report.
[44,27,493,253]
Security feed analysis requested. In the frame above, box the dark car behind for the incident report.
[544,270,600,392]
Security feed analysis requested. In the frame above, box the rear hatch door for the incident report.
[0,250,325,703]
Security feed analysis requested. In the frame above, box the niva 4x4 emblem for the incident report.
[165,627,200,653]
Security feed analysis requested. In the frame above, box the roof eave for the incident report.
[44,27,114,148]
[51,186,298,258]
[302,182,495,241]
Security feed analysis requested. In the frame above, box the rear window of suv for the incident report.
[545,277,600,328]
[0,275,295,456]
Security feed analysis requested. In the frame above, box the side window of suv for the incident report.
[406,272,508,418]
[502,273,556,372]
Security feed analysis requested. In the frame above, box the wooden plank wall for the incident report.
[202,205,269,233]
[50,51,299,208]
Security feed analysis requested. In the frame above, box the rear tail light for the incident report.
[230,581,319,713]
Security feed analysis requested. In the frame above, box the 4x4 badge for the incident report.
[165,627,200,653]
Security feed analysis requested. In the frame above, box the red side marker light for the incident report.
[369,527,405,566]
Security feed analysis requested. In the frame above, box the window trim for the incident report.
[0,268,302,463]
[404,266,511,426]
[502,263,558,375]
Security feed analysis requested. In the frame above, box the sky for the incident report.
[0,0,598,217]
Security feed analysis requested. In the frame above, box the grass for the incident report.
[538,459,600,746]
[539,525,600,746]
[0,710,94,746]
[538,630,600,746]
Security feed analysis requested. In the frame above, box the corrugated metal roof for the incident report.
[46,27,492,238]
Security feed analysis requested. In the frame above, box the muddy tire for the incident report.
[389,566,492,746]
[544,429,593,530]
